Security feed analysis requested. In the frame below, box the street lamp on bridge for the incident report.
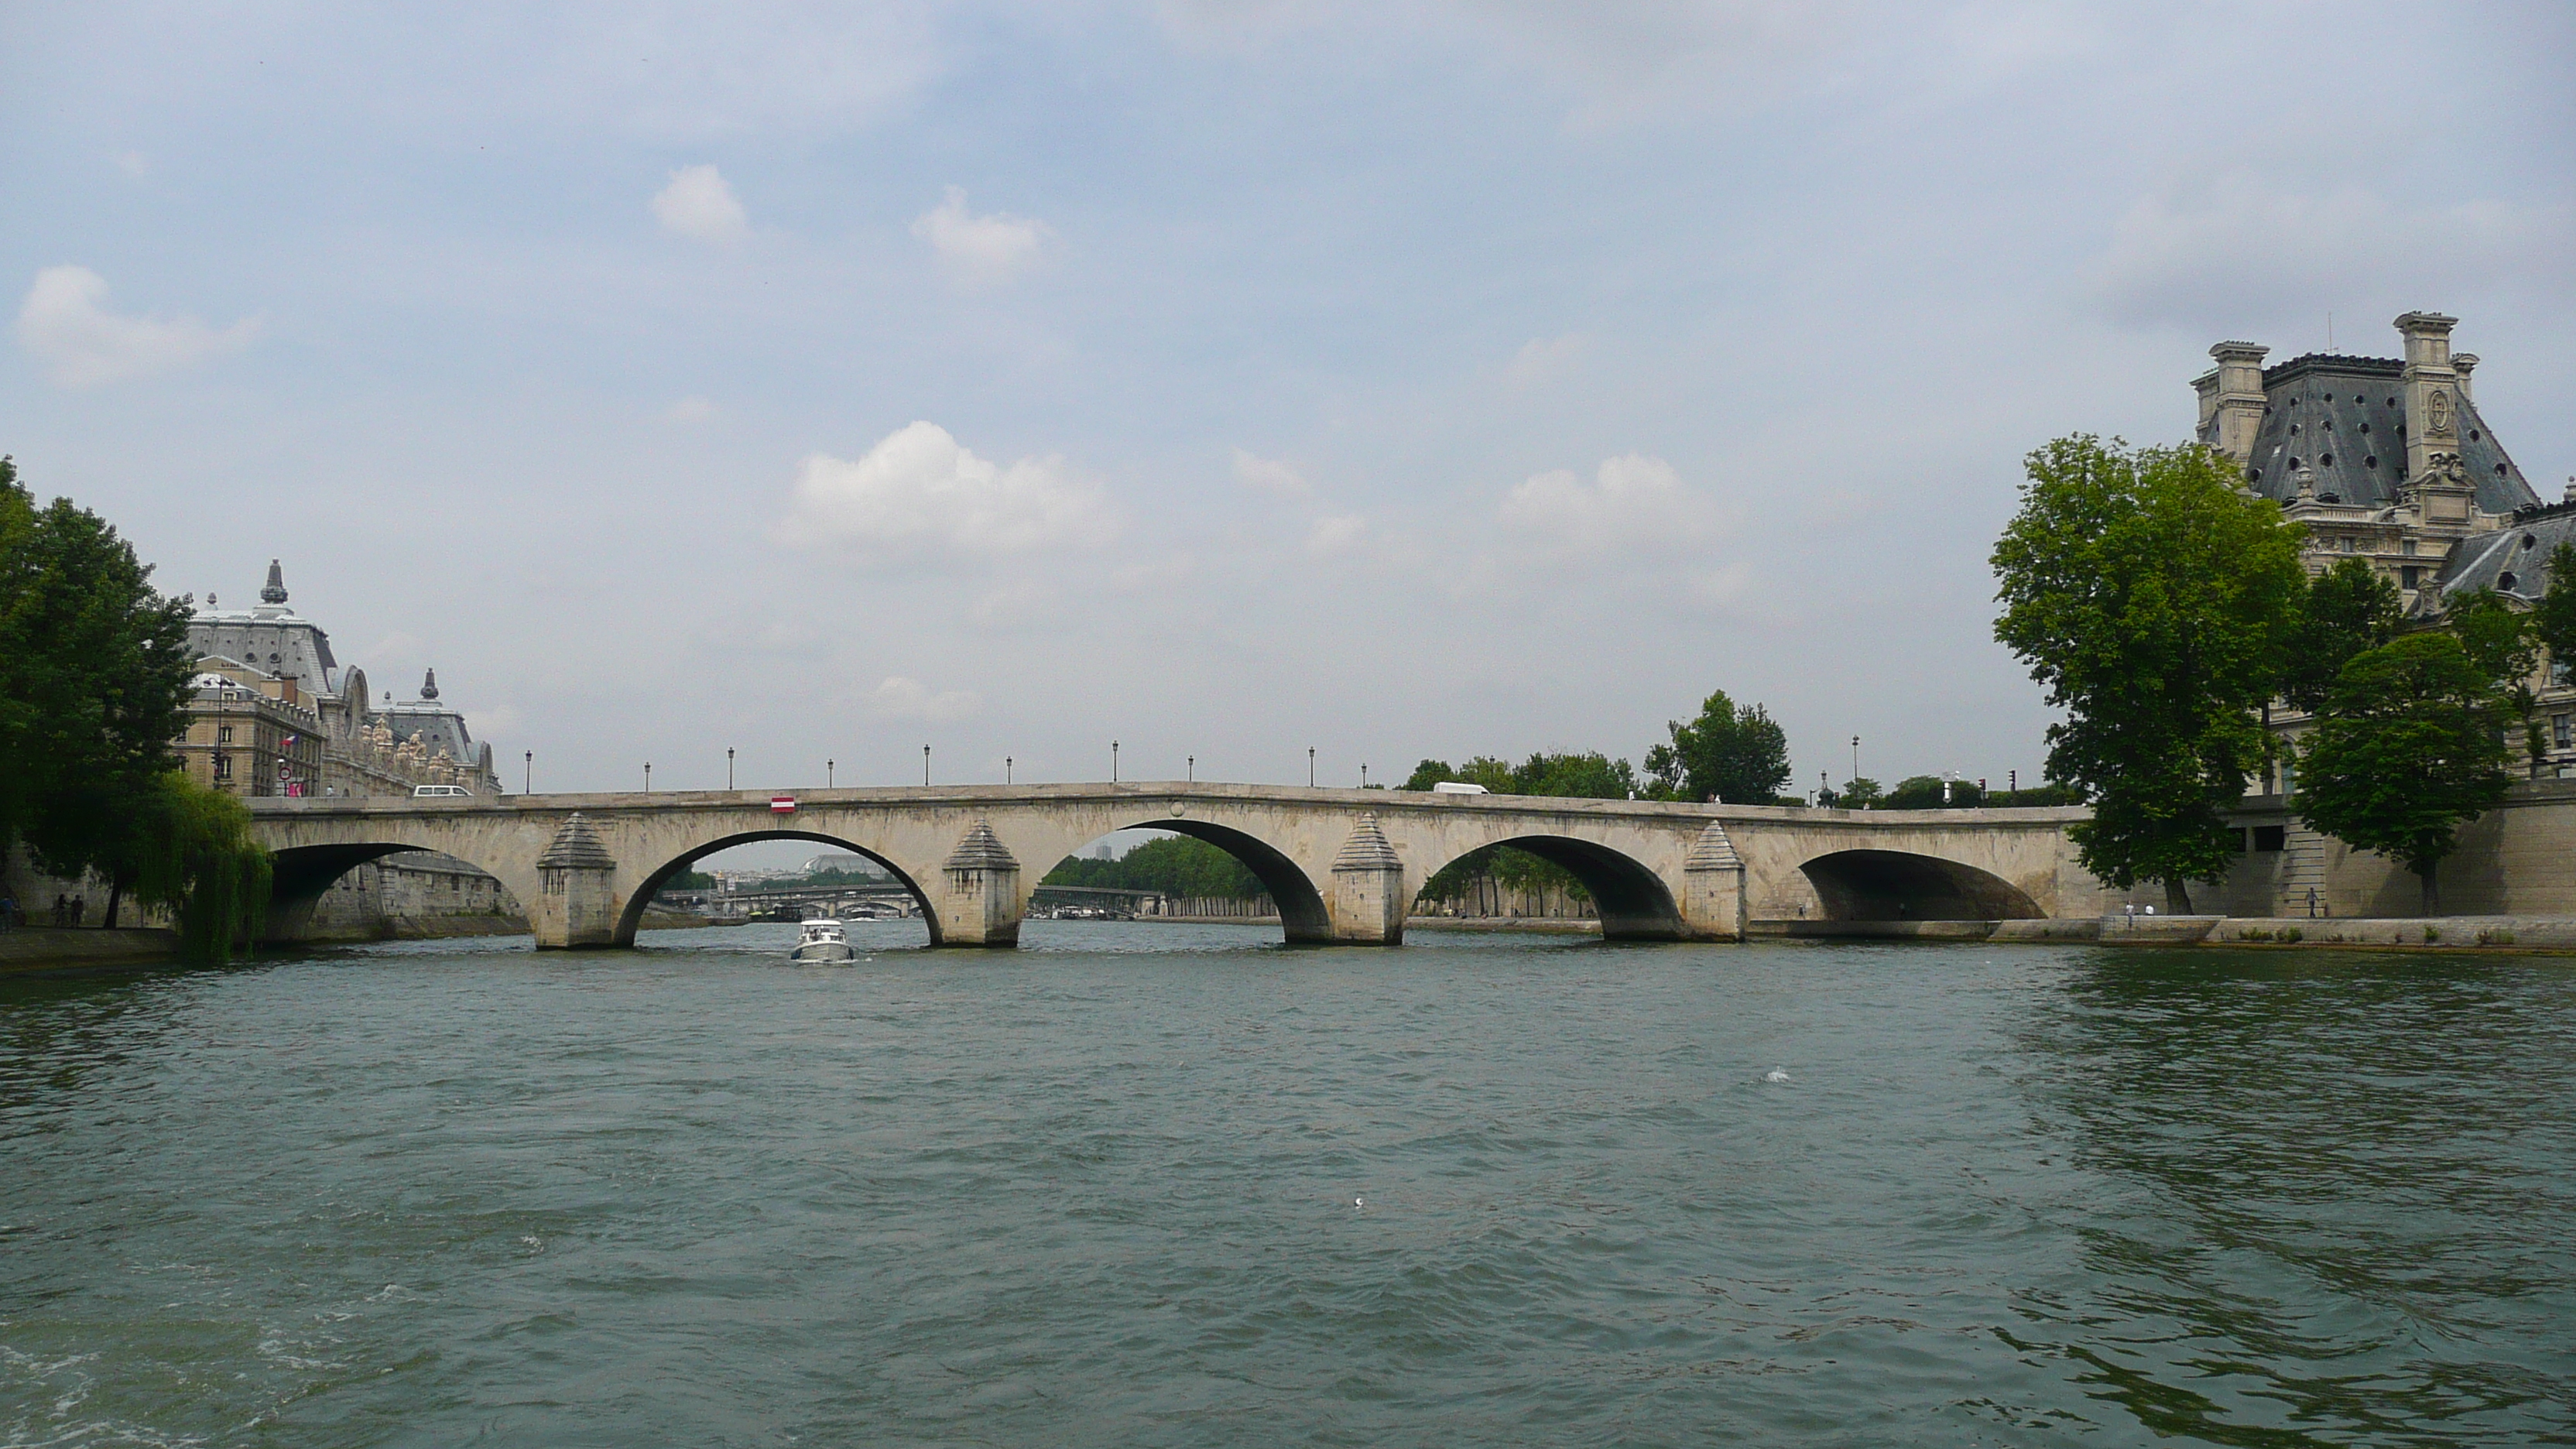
[827,759,834,788]
[1112,740,1119,783]
[523,751,532,794]
[644,761,651,793]
[727,748,735,791]
[923,745,931,786]
[1308,747,1315,788]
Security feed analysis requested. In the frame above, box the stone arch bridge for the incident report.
[244,783,2107,949]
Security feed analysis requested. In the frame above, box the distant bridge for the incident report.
[244,783,2107,949]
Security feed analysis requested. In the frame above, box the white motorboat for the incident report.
[788,918,859,964]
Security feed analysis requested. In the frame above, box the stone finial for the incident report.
[943,820,1019,872]
[536,812,615,870]
[1331,813,1401,872]
[1684,820,1742,872]
[260,559,288,605]
[420,667,440,702]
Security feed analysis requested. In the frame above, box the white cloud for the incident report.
[910,186,1050,284]
[651,163,748,242]
[1503,332,1585,389]
[1232,447,1310,496]
[777,420,1116,560]
[1306,513,1368,555]
[867,676,981,721]
[1497,453,1725,558]
[15,266,259,388]
[110,149,149,178]
[666,395,723,423]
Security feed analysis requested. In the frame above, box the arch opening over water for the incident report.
[615,831,935,947]
[1046,820,1331,944]
[1416,835,1686,941]
[265,841,514,943]
[1799,849,2041,921]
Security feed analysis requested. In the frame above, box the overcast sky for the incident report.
[5,2,2571,798]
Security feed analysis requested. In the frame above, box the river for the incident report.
[3,923,2571,1446]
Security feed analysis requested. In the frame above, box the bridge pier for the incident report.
[532,813,618,949]
[1680,822,1748,941]
[1327,814,1406,944]
[930,820,1023,948]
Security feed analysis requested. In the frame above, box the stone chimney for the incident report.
[2205,341,2269,465]
[2453,352,2478,402]
[2395,311,2461,485]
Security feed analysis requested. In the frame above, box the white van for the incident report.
[1430,781,1489,795]
[412,784,471,798]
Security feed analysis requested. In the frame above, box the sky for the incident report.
[5,1,2571,800]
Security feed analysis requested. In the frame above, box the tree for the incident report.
[1831,776,1883,807]
[1643,690,1790,803]
[1042,835,1265,901]
[0,464,197,888]
[1992,437,2305,912]
[2280,557,2402,713]
[2531,542,2576,680]
[2448,586,2544,772]
[123,772,271,963]
[1886,775,1983,809]
[2296,632,2511,916]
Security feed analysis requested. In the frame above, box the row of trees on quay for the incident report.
[1995,435,2576,916]
[1,458,269,960]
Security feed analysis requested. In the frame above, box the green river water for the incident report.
[3,922,2571,1446]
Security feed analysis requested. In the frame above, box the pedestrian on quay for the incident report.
[71,895,85,927]
[53,893,68,927]
[0,892,15,932]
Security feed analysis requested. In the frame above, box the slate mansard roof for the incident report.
[2226,354,2539,514]
[2432,505,2576,606]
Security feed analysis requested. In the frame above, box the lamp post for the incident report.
[1851,735,1860,790]
[727,748,735,791]
[644,761,651,793]
[1112,740,1119,783]
[827,759,834,788]
[1361,763,1368,788]
[923,745,930,786]
[1308,748,1316,788]
[1006,756,1013,784]
[1187,755,1194,783]
[523,750,532,794]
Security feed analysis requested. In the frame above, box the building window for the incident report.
[217,724,234,743]
[213,756,231,779]
[2278,762,2297,797]
[2402,566,2421,591]
[2555,715,2571,750]
[2252,825,2287,852]
[2403,540,2419,557]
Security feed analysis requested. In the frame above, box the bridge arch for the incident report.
[614,831,937,947]
[265,839,523,944]
[1415,834,1687,941]
[1797,849,2041,921]
[1045,819,1333,943]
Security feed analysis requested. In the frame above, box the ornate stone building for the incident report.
[2196,310,2572,787]
[185,561,502,797]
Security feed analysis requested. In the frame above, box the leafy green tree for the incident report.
[2448,586,2544,772]
[124,772,271,963]
[1885,775,1983,809]
[1830,776,1883,807]
[1043,835,1265,900]
[0,463,197,888]
[2296,632,2512,916]
[1643,690,1790,804]
[2531,542,2576,680]
[1992,437,2305,912]
[2281,557,2402,713]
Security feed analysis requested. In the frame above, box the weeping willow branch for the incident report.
[127,773,271,964]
